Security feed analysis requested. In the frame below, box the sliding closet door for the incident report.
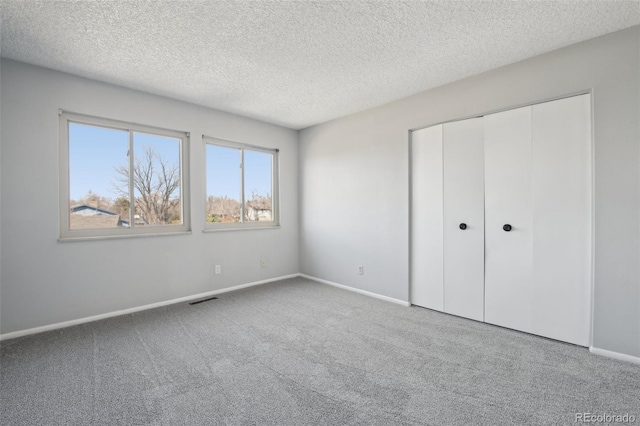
[443,118,484,321]
[411,125,444,311]
[531,94,591,346]
[484,106,534,333]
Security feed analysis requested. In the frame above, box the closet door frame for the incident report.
[409,90,594,347]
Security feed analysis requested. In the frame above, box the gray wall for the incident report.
[0,58,2,316]
[0,59,299,334]
[299,26,640,358]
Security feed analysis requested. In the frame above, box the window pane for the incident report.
[69,123,130,229]
[206,145,241,223]
[244,150,273,222]
[132,132,182,226]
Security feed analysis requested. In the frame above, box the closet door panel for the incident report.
[443,118,484,321]
[484,106,533,333]
[532,94,591,346]
[411,125,444,311]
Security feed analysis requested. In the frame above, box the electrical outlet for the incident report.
[215,265,221,275]
[358,265,364,275]
[261,259,267,268]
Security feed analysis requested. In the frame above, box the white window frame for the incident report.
[204,136,280,231]
[59,111,191,241]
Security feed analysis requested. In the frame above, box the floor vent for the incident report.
[189,296,219,306]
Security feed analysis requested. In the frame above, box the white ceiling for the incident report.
[1,1,639,129]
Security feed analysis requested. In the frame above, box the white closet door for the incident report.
[531,94,591,346]
[484,106,534,333]
[443,118,484,321]
[411,125,444,311]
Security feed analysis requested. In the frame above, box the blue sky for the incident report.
[69,123,272,202]
[205,145,272,201]
[69,123,129,200]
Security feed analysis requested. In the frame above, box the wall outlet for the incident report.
[260,259,267,268]
[215,265,221,275]
[358,265,364,275]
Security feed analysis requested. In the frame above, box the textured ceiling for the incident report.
[1,1,639,129]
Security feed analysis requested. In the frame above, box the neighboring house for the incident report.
[246,198,272,221]
[70,204,129,229]
[132,214,146,226]
[71,204,118,216]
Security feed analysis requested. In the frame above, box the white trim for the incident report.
[590,347,640,365]
[589,89,596,350]
[202,135,279,154]
[410,90,592,132]
[300,274,411,307]
[0,274,300,342]
[202,226,281,233]
[59,230,192,242]
[59,111,191,240]
[203,136,280,230]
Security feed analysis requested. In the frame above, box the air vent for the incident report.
[189,296,218,306]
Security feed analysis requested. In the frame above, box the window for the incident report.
[205,137,279,229]
[59,111,190,240]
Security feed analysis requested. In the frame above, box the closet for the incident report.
[410,94,591,346]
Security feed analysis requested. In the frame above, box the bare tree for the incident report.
[113,146,180,225]
[73,190,112,210]
[113,196,130,219]
[206,195,240,222]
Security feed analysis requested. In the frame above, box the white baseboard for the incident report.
[300,274,410,307]
[590,346,640,365]
[0,274,300,342]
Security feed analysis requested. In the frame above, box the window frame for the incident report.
[203,136,280,231]
[59,111,191,241]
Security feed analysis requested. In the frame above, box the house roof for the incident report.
[70,204,119,216]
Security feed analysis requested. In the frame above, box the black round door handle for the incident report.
[503,224,512,232]
[459,223,467,230]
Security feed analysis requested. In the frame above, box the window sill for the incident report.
[202,225,281,233]
[59,230,192,243]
